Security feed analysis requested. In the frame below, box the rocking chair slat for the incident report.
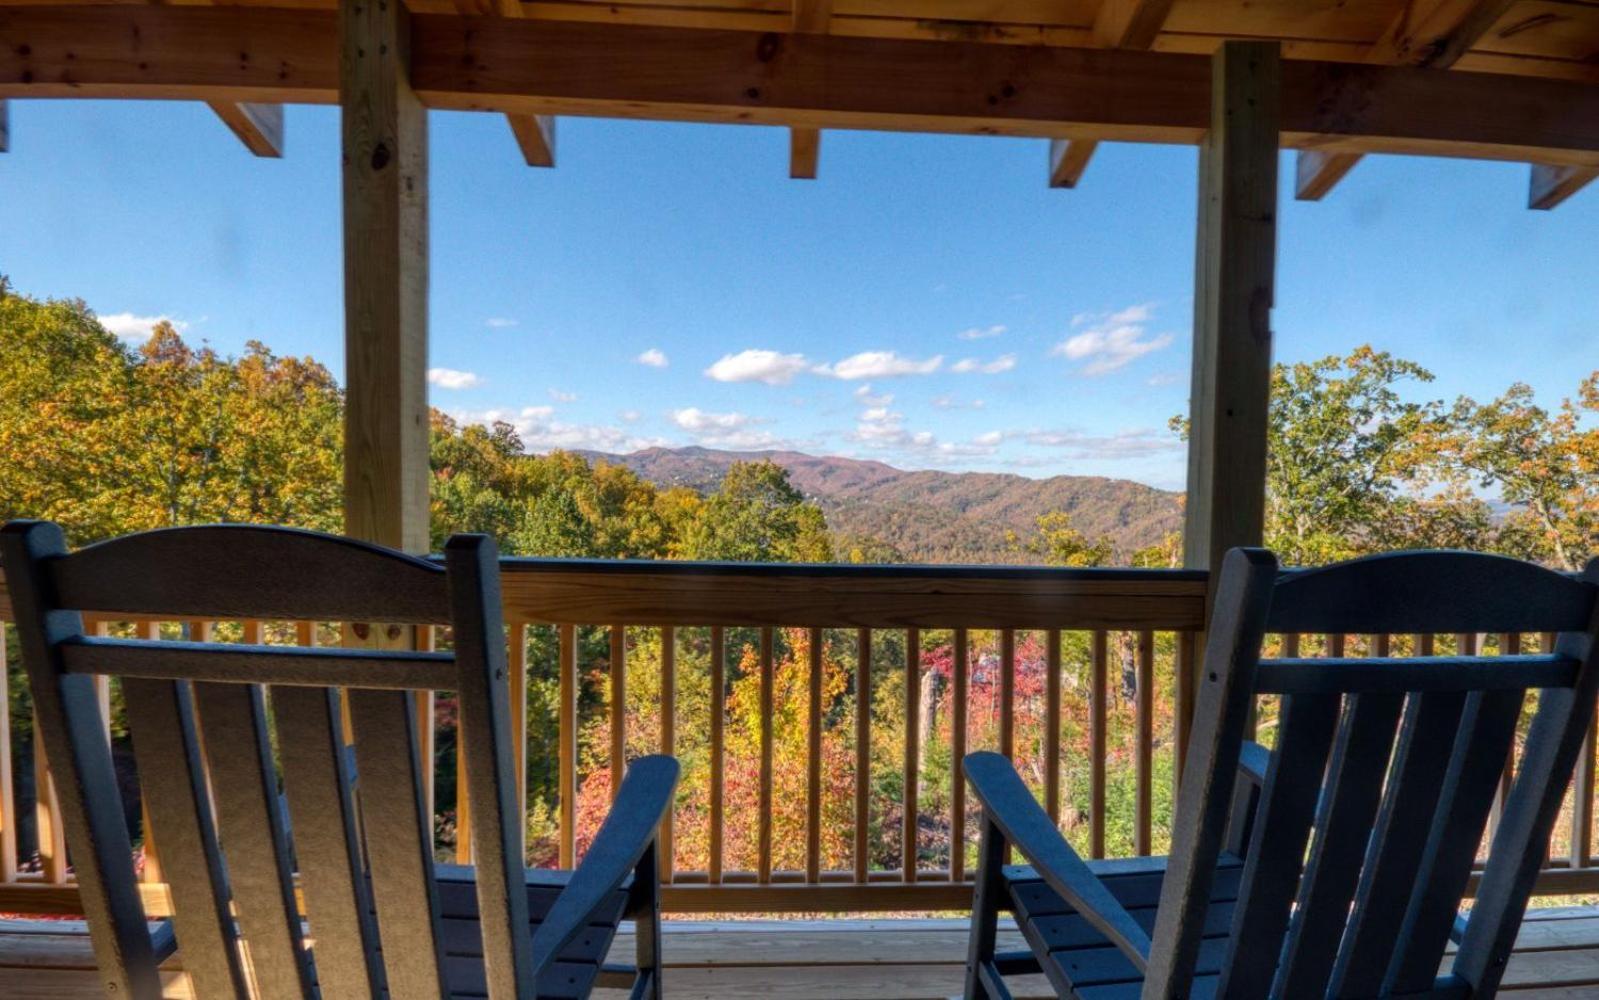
[1273,691,1405,998]
[192,681,315,997]
[1217,692,1341,998]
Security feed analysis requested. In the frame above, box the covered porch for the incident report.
[5,0,1599,996]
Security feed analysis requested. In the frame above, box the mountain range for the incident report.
[577,446,1182,563]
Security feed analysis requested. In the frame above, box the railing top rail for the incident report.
[481,557,1210,583]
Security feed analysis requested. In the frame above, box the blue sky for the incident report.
[2,100,1596,490]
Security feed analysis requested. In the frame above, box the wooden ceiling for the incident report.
[2,0,1599,204]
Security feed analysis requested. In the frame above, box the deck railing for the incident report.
[0,559,1595,917]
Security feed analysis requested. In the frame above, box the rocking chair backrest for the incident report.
[1145,548,1599,1000]
[0,522,533,1000]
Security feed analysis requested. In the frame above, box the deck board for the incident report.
[3,910,1598,998]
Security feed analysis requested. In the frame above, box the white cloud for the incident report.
[549,388,579,403]
[951,354,1017,375]
[1051,304,1172,375]
[636,348,669,368]
[818,351,943,380]
[854,384,894,408]
[485,317,518,329]
[427,367,483,390]
[1146,372,1182,387]
[932,394,986,411]
[1023,427,1180,460]
[671,408,751,432]
[957,324,1006,341]
[453,406,668,454]
[671,407,785,449]
[704,349,811,385]
[99,312,189,344]
[620,409,642,423]
[849,398,1001,461]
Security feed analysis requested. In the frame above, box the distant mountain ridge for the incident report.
[575,446,1182,563]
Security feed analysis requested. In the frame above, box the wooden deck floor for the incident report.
[4,910,1599,998]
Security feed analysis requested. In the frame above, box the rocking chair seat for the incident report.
[434,866,635,999]
[1000,855,1241,999]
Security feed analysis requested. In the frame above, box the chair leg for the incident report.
[965,815,1007,1000]
[632,840,663,1000]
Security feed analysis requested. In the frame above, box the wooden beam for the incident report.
[206,101,283,157]
[1048,138,1097,188]
[1093,0,1176,49]
[506,113,554,167]
[791,0,832,35]
[7,8,1599,169]
[1295,0,1514,200]
[1529,163,1599,210]
[339,0,429,553]
[789,126,820,179]
[0,99,7,152]
[1183,41,1280,575]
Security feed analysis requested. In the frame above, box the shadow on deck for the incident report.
[4,910,1599,999]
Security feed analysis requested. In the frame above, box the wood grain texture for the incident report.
[340,0,429,554]
[506,112,555,166]
[6,8,1599,166]
[1047,138,1095,188]
[1182,42,1279,575]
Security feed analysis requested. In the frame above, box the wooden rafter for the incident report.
[1093,0,1175,49]
[206,100,283,157]
[5,7,1599,172]
[1054,0,1175,189]
[1295,0,1516,201]
[452,0,555,167]
[788,0,830,180]
[1529,164,1599,210]
[1048,138,1096,189]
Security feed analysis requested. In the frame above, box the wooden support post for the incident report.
[1048,139,1096,189]
[1183,41,1280,579]
[507,113,555,167]
[0,100,8,152]
[1530,164,1599,210]
[340,0,429,555]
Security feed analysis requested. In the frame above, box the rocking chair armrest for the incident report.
[964,751,1152,972]
[1237,739,1270,788]
[529,755,680,974]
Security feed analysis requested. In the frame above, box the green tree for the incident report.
[1448,375,1599,570]
[1006,511,1111,566]
[676,460,834,562]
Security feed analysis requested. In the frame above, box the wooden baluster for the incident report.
[91,620,112,752]
[507,623,525,848]
[1417,633,1436,656]
[1373,633,1391,658]
[660,626,675,883]
[952,628,970,882]
[1044,629,1061,828]
[0,623,15,882]
[455,623,474,863]
[1492,633,1522,837]
[999,629,1015,760]
[1175,630,1198,790]
[854,628,871,885]
[758,627,775,883]
[414,625,436,843]
[806,627,822,884]
[1570,628,1596,871]
[609,625,627,802]
[558,623,577,869]
[710,627,726,885]
[904,627,920,883]
[1090,630,1107,859]
[1135,630,1154,857]
[33,704,67,882]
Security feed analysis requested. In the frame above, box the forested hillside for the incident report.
[2,278,1596,873]
[579,446,1182,563]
